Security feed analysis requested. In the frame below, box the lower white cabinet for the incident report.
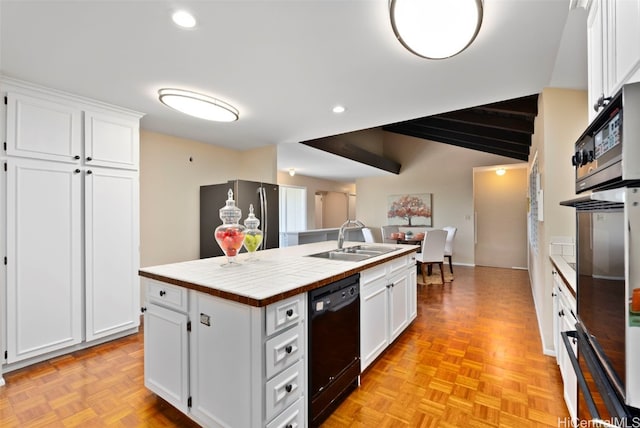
[360,254,417,371]
[143,278,306,427]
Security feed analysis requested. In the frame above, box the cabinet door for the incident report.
[389,272,409,342]
[6,92,82,163]
[85,168,140,340]
[407,264,417,321]
[588,0,606,121]
[360,277,389,371]
[607,0,640,93]
[144,304,190,413]
[6,159,82,362]
[84,110,139,170]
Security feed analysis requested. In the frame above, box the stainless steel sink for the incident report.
[307,245,399,261]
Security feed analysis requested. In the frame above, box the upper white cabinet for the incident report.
[588,0,640,121]
[1,77,143,366]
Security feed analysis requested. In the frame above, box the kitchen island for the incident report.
[139,241,418,428]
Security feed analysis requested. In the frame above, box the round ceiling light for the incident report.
[390,0,483,59]
[158,89,239,122]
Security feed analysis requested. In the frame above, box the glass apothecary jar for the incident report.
[243,204,263,261]
[214,189,246,265]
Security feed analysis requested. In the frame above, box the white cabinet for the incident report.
[1,77,143,366]
[5,159,83,362]
[587,0,640,121]
[144,280,190,414]
[552,266,578,422]
[360,254,417,371]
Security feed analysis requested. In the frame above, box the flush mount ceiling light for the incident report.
[389,0,483,59]
[158,89,239,122]
[172,10,196,28]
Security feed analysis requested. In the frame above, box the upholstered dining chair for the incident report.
[362,227,375,243]
[442,226,457,273]
[415,229,448,285]
[380,225,399,244]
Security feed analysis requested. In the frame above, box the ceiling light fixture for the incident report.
[158,88,239,122]
[332,105,346,114]
[172,10,196,28]
[496,168,506,176]
[389,0,483,59]
[289,168,296,177]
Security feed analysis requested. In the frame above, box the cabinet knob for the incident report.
[286,425,293,428]
[285,384,293,393]
[86,170,93,175]
[286,309,293,317]
[140,307,147,313]
[285,345,293,354]
[86,156,93,161]
[74,155,80,160]
[159,290,166,297]
[74,169,81,174]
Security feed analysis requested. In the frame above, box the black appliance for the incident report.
[200,179,279,258]
[561,188,640,426]
[308,274,360,427]
[572,82,640,194]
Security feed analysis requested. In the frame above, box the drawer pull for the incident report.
[285,384,293,393]
[285,345,293,354]
[286,309,294,317]
[286,425,293,428]
[159,290,166,297]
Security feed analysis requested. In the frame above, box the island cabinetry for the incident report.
[2,77,143,367]
[360,254,417,371]
[142,276,306,427]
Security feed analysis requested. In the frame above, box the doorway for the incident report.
[473,165,528,269]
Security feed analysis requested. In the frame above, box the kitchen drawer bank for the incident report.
[139,241,418,428]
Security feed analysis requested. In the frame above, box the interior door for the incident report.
[474,167,528,269]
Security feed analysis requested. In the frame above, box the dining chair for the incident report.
[415,229,448,284]
[380,225,399,244]
[442,226,457,273]
[362,227,375,243]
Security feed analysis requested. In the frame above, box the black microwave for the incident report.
[573,82,640,194]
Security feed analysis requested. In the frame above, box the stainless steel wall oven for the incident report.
[562,188,640,427]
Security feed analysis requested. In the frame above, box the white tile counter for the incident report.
[139,241,418,307]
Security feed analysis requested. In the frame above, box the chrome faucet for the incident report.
[337,219,365,249]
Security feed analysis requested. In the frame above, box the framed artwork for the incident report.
[387,193,432,226]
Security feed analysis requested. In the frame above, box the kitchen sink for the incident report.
[307,245,399,261]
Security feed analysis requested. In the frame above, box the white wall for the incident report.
[355,132,522,266]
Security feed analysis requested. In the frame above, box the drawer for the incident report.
[360,264,386,286]
[146,279,188,313]
[266,397,304,428]
[265,359,304,422]
[387,254,409,276]
[266,294,304,336]
[265,323,304,379]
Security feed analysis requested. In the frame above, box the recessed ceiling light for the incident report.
[390,0,483,59]
[332,105,346,114]
[158,88,239,122]
[172,10,196,28]
[496,168,506,176]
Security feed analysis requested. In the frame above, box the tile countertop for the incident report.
[139,241,419,307]
[550,254,576,295]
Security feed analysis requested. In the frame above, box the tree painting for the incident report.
[387,194,432,226]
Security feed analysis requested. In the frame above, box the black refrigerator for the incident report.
[200,179,280,258]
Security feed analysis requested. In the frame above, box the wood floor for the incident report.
[0,266,567,427]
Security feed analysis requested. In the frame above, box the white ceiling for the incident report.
[0,0,587,182]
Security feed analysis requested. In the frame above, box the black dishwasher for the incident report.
[308,273,360,427]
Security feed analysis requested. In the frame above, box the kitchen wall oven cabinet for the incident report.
[1,77,143,370]
[360,253,417,371]
[587,0,640,121]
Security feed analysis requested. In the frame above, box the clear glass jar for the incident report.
[214,189,246,265]
[243,204,263,261]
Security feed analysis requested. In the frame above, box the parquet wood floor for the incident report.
[0,266,567,427]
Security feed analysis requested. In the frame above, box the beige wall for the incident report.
[355,132,522,266]
[277,171,355,229]
[528,88,587,353]
[139,130,277,267]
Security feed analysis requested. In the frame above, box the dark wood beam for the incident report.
[473,94,539,117]
[301,139,401,175]
[437,110,534,134]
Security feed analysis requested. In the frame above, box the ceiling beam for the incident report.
[301,139,401,175]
